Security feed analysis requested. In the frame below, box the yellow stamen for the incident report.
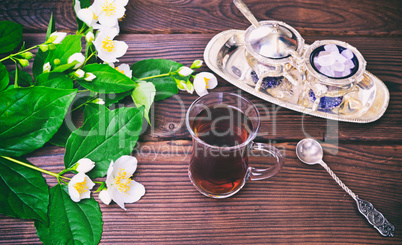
[74,178,88,194]
[119,14,126,22]
[204,77,210,89]
[116,67,124,74]
[93,12,98,20]
[114,168,132,195]
[102,0,117,17]
[102,36,115,53]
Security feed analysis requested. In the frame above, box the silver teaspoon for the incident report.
[296,138,395,237]
[233,0,260,28]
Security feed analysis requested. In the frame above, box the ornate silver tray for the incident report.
[204,29,390,123]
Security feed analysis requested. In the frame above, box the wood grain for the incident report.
[1,141,400,244]
[1,0,401,244]
[0,0,401,36]
[4,33,401,142]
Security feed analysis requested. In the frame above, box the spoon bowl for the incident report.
[296,138,324,165]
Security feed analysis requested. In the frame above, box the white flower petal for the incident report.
[113,155,137,176]
[115,0,129,7]
[68,185,81,202]
[123,181,146,203]
[77,8,96,27]
[99,189,112,205]
[97,53,119,63]
[193,72,218,96]
[74,0,82,14]
[106,160,114,178]
[113,40,129,58]
[116,64,132,78]
[194,78,208,97]
[108,186,127,210]
[98,15,119,28]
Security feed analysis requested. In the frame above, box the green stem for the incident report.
[69,97,97,113]
[139,73,171,81]
[1,156,69,180]
[84,52,96,65]
[0,45,40,63]
[78,89,90,93]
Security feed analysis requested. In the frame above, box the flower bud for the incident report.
[84,72,96,81]
[39,44,48,52]
[175,79,187,91]
[190,59,203,69]
[68,53,85,69]
[85,31,95,43]
[47,31,67,44]
[43,62,51,73]
[17,58,29,67]
[20,51,33,60]
[72,69,85,78]
[75,158,95,173]
[186,81,194,94]
[99,190,112,205]
[92,98,105,105]
[177,66,193,77]
[53,59,61,65]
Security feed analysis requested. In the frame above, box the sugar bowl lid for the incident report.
[244,20,303,60]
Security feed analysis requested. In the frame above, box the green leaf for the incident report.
[80,64,138,93]
[0,63,9,91]
[35,184,102,245]
[36,72,74,89]
[32,48,49,79]
[48,119,76,147]
[131,59,182,101]
[46,13,56,40]
[103,90,132,107]
[64,104,144,178]
[45,35,82,67]
[0,87,77,157]
[51,60,79,73]
[0,156,49,224]
[131,81,155,124]
[0,21,23,54]
[9,68,33,87]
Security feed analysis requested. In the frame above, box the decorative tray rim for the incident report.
[204,29,390,124]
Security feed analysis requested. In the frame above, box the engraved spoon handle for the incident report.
[356,196,395,237]
[319,160,395,237]
[233,0,260,28]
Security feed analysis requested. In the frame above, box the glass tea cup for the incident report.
[185,92,284,198]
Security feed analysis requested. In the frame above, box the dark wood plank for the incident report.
[1,141,400,244]
[3,33,401,142]
[0,0,401,36]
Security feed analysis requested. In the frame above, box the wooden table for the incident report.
[1,0,401,244]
